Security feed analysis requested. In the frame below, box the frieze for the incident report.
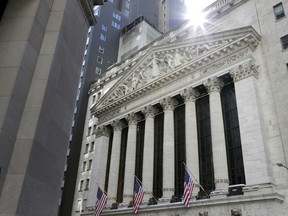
[230,60,259,82]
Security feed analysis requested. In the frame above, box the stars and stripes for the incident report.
[94,187,107,216]
[133,177,144,213]
[183,167,194,207]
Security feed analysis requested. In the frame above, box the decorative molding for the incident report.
[204,77,225,93]
[95,126,110,138]
[78,0,104,26]
[125,112,139,125]
[111,119,123,131]
[161,97,177,111]
[214,178,230,184]
[181,87,200,102]
[142,105,157,118]
[230,60,259,82]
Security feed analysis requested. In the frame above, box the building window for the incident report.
[87,127,91,136]
[117,126,128,203]
[274,2,285,20]
[113,12,121,21]
[90,141,95,152]
[79,180,84,191]
[92,95,96,103]
[174,101,186,198]
[82,161,87,172]
[76,200,81,212]
[85,179,90,190]
[281,35,288,50]
[286,63,288,71]
[135,120,145,182]
[82,199,87,212]
[112,20,120,29]
[97,56,103,64]
[93,125,96,133]
[101,24,107,32]
[105,131,114,192]
[221,82,245,185]
[124,9,129,17]
[196,95,214,196]
[99,46,105,53]
[84,143,89,154]
[108,0,113,3]
[95,67,102,75]
[100,34,106,41]
[153,110,164,199]
[87,160,92,170]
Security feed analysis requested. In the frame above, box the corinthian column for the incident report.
[161,97,176,200]
[230,61,271,185]
[107,120,123,204]
[123,113,138,203]
[204,77,229,193]
[142,105,157,201]
[181,87,200,197]
[88,126,110,206]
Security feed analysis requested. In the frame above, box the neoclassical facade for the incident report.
[73,0,288,215]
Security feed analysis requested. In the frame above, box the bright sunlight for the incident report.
[184,0,216,26]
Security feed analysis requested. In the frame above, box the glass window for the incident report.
[76,200,81,211]
[281,35,288,50]
[101,24,107,32]
[85,179,90,190]
[112,20,120,29]
[85,143,89,153]
[79,180,84,191]
[87,127,91,136]
[82,161,86,172]
[90,141,95,152]
[113,12,121,21]
[82,199,87,212]
[100,34,106,41]
[274,2,285,20]
[97,56,103,64]
[88,159,92,170]
[95,67,102,75]
[99,46,105,53]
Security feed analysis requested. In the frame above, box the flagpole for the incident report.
[134,175,158,203]
[182,162,210,198]
[96,184,117,204]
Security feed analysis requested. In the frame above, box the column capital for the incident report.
[230,60,259,82]
[204,77,224,93]
[95,125,110,138]
[161,96,177,111]
[111,119,124,131]
[125,112,139,125]
[142,105,158,119]
[181,87,199,102]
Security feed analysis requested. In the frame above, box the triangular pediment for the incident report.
[92,26,260,116]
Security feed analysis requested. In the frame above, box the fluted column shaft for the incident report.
[182,88,200,197]
[230,61,271,185]
[204,77,229,193]
[161,97,176,200]
[142,105,156,201]
[123,113,138,203]
[107,120,123,204]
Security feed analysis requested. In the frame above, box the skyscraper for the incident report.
[75,0,288,215]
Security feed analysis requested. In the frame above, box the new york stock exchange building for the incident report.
[72,0,288,215]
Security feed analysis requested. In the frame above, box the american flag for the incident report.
[183,167,194,207]
[94,187,107,216]
[133,177,144,213]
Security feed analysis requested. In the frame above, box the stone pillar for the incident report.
[88,126,110,205]
[123,113,138,203]
[107,120,123,204]
[181,87,200,197]
[161,97,176,200]
[142,105,157,201]
[204,77,229,193]
[230,61,271,185]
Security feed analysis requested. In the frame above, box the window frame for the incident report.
[281,35,288,50]
[273,2,285,20]
[97,56,103,64]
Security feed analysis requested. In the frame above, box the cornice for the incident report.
[78,0,105,26]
